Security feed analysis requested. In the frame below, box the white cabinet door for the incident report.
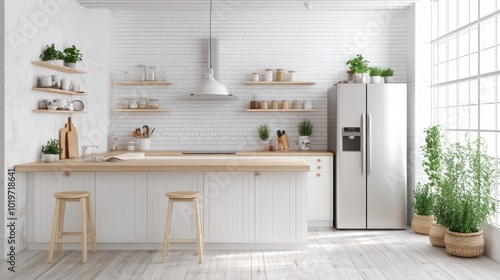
[255,172,307,243]
[95,172,147,242]
[31,172,96,243]
[203,172,255,243]
[147,172,203,242]
[305,156,333,224]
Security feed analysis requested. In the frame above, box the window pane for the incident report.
[433,43,439,65]
[482,18,496,50]
[458,0,470,28]
[458,105,470,129]
[480,76,497,103]
[449,106,458,128]
[470,52,478,76]
[439,63,447,83]
[433,65,438,84]
[470,0,479,23]
[481,104,496,130]
[480,0,496,17]
[481,47,496,74]
[459,55,469,79]
[449,84,458,106]
[470,27,479,53]
[439,0,448,36]
[449,36,457,59]
[459,30,469,57]
[439,41,447,63]
[432,0,439,39]
[458,81,470,105]
[449,0,458,31]
[471,105,479,129]
[438,108,447,127]
[449,59,457,81]
[439,86,447,107]
[481,133,496,158]
[470,79,479,104]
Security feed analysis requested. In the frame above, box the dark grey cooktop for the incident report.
[182,150,237,154]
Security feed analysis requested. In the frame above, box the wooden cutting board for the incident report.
[66,117,79,159]
[59,120,75,159]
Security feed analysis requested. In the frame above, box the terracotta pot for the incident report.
[411,213,435,235]
[444,230,484,257]
[429,223,446,247]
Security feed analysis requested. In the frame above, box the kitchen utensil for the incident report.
[142,125,149,138]
[150,128,156,137]
[66,117,79,158]
[71,100,84,111]
[135,128,143,138]
[59,122,70,159]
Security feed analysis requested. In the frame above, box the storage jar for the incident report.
[149,99,159,109]
[276,69,284,82]
[261,100,268,109]
[265,69,273,82]
[252,73,259,82]
[289,71,296,81]
[271,100,279,109]
[139,98,148,109]
[146,66,156,81]
[281,100,290,109]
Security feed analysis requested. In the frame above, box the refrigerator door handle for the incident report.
[367,113,372,175]
[361,113,366,175]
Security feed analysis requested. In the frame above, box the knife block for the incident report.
[278,135,290,152]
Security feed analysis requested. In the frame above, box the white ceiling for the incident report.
[77,0,417,10]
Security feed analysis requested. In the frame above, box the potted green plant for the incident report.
[39,44,64,65]
[298,119,313,150]
[258,124,273,151]
[382,68,394,83]
[411,183,435,235]
[346,54,370,83]
[439,136,497,257]
[369,66,383,84]
[41,138,63,163]
[63,45,83,68]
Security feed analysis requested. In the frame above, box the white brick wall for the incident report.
[112,8,409,150]
[0,0,5,260]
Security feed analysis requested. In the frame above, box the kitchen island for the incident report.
[16,151,334,251]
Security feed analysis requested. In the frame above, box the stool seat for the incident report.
[55,191,90,199]
[166,191,200,199]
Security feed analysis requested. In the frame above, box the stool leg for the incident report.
[162,198,174,263]
[48,198,61,264]
[57,200,66,253]
[86,196,97,254]
[194,197,203,264]
[80,197,88,264]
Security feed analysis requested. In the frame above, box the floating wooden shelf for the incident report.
[32,109,87,114]
[113,81,172,85]
[244,81,316,85]
[31,61,87,74]
[246,109,316,112]
[33,87,87,96]
[113,109,170,112]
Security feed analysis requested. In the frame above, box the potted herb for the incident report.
[439,136,497,257]
[41,138,63,162]
[346,54,370,83]
[39,44,64,65]
[382,68,394,83]
[63,45,83,68]
[411,183,435,235]
[369,67,383,84]
[258,124,274,151]
[298,119,313,150]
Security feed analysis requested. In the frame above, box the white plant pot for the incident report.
[64,62,77,69]
[298,136,311,151]
[370,76,381,84]
[48,59,64,66]
[362,73,370,84]
[42,154,58,163]
[353,73,363,83]
[384,76,394,83]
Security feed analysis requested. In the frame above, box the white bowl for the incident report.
[47,104,57,111]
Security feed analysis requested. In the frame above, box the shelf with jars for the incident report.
[245,109,316,112]
[112,109,170,113]
[244,81,316,85]
[113,81,172,85]
[114,98,168,112]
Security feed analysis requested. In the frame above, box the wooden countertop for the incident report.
[15,158,310,172]
[116,150,334,157]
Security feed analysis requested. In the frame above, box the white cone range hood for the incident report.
[191,0,233,97]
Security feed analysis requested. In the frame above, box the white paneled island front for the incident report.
[16,152,327,251]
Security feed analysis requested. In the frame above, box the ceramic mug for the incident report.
[61,79,70,91]
[56,98,68,109]
[51,75,60,88]
[70,81,80,92]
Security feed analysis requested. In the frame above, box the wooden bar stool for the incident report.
[162,191,204,264]
[48,191,96,264]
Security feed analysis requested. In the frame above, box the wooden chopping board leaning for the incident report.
[66,117,79,158]
[59,118,76,159]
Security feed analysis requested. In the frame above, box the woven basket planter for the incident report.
[411,213,435,235]
[429,223,446,247]
[444,230,484,257]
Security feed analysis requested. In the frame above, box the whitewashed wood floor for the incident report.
[2,227,500,280]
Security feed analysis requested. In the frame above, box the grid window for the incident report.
[431,0,500,225]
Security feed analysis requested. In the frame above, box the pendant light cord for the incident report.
[209,0,212,70]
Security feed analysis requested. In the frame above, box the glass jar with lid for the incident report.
[276,69,284,82]
[149,99,159,109]
[129,99,138,109]
[121,97,130,109]
[139,98,148,109]
[146,66,156,81]
[265,69,273,82]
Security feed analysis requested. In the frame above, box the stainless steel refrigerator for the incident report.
[327,84,407,229]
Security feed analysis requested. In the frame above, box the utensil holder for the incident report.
[277,135,289,152]
[139,138,151,151]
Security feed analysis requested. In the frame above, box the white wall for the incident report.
[111,8,409,151]
[0,0,5,260]
[2,0,113,255]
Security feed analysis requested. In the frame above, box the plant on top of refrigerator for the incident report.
[345,54,370,74]
[369,66,383,77]
[381,67,394,77]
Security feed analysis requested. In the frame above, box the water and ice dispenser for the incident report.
[342,127,361,151]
